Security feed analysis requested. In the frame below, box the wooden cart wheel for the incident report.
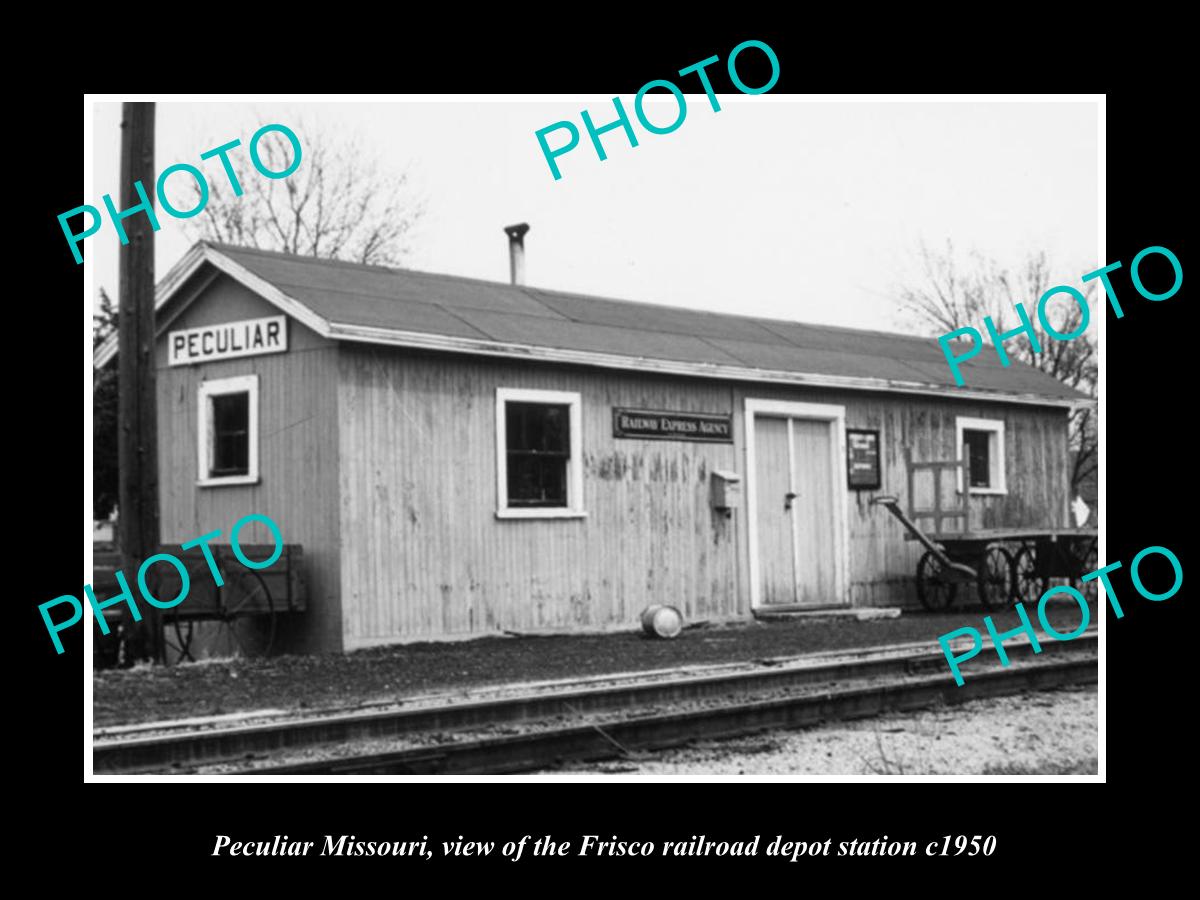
[1012,545,1045,604]
[215,568,276,658]
[916,550,958,611]
[163,618,195,664]
[1074,538,1099,604]
[976,546,1013,611]
[162,561,216,665]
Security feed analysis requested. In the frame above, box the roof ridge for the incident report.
[204,242,1077,394]
[274,275,994,369]
[208,241,941,346]
[201,241,408,275]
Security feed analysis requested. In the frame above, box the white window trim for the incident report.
[197,374,260,488]
[495,387,586,520]
[956,416,1007,495]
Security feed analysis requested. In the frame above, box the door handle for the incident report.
[784,491,797,511]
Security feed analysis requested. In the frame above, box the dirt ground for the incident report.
[93,601,1097,727]
[548,686,1099,776]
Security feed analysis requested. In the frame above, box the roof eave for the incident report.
[92,242,333,368]
[93,242,211,368]
[93,244,1082,409]
[326,320,1080,409]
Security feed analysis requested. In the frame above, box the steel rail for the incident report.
[95,632,1097,774]
[245,655,1096,775]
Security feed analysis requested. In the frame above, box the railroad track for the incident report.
[94,630,1097,775]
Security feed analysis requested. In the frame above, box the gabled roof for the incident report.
[94,241,1089,408]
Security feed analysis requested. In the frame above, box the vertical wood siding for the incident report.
[155,276,343,654]
[336,345,1071,646]
[337,346,742,647]
[730,383,1071,609]
[150,271,1072,651]
[790,418,838,605]
[753,416,795,606]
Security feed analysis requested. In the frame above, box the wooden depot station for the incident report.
[94,229,1094,657]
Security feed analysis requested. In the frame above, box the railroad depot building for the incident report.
[95,237,1087,655]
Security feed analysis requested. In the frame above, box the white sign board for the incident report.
[168,315,288,367]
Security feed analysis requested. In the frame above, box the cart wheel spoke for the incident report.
[220,569,270,618]
[215,568,274,659]
[916,550,957,612]
[262,591,277,658]
[976,546,1013,611]
[1012,545,1045,605]
[1075,539,1099,604]
[225,618,250,657]
[163,616,194,665]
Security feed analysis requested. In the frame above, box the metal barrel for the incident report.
[641,604,683,639]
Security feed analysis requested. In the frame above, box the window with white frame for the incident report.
[956,416,1006,494]
[495,387,585,518]
[197,374,259,487]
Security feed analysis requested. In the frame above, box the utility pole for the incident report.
[117,102,161,663]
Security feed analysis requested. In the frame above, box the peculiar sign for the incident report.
[613,408,733,442]
[169,315,287,367]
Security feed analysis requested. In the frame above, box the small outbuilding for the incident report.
[95,233,1088,654]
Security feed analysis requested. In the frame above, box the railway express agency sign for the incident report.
[169,315,287,366]
[613,408,733,442]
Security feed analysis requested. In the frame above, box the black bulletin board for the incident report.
[846,428,881,490]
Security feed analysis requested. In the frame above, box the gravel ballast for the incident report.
[94,601,1100,728]
[546,686,1099,776]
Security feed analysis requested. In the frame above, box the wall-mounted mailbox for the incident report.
[711,470,742,514]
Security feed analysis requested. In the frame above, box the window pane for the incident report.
[507,452,568,506]
[964,430,990,488]
[212,392,249,475]
[505,401,571,506]
[506,402,569,453]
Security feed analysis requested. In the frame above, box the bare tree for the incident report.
[181,120,425,266]
[93,288,120,520]
[898,240,1098,500]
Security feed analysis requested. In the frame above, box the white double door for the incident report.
[753,413,840,608]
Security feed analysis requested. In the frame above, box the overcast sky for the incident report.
[90,98,1099,336]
